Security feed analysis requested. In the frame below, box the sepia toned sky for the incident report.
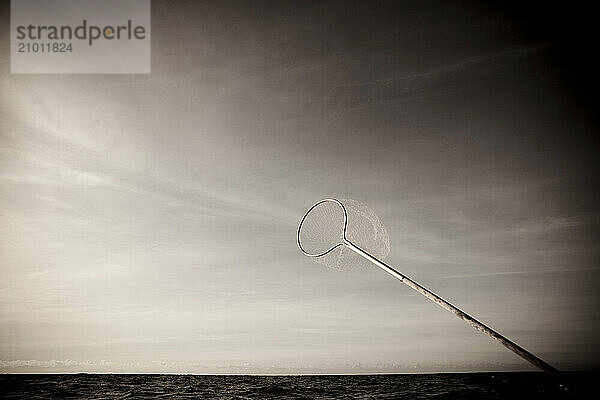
[0,0,598,373]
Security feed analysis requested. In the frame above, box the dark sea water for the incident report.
[0,372,595,399]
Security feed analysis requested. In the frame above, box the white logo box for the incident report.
[11,0,150,74]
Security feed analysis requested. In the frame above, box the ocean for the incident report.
[0,372,594,399]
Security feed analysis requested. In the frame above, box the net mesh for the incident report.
[298,199,390,271]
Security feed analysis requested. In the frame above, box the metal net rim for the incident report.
[297,198,348,257]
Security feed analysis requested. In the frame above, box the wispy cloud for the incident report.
[365,44,552,88]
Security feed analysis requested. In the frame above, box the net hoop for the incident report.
[297,198,348,257]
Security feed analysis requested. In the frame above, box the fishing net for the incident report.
[297,199,390,271]
[296,198,560,375]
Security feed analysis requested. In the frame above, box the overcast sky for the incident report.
[1,0,599,373]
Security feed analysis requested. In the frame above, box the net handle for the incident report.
[342,239,560,377]
[297,198,349,257]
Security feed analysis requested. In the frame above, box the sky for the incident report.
[0,0,599,373]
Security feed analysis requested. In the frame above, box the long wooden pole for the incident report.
[344,239,560,376]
